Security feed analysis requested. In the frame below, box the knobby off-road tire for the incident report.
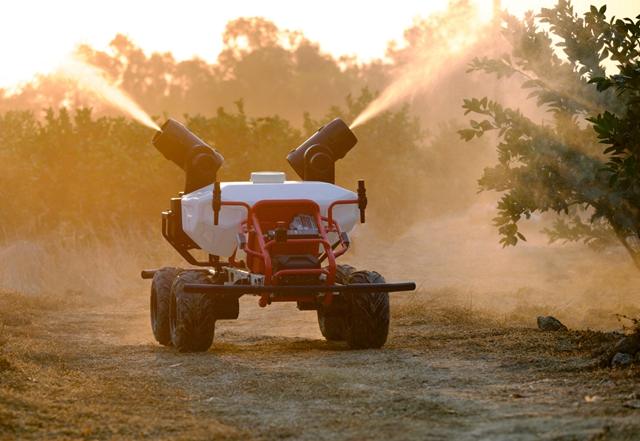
[343,270,390,349]
[317,264,354,341]
[170,271,216,352]
[150,267,181,346]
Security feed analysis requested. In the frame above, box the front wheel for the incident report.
[150,267,181,346]
[169,271,216,352]
[317,264,354,341]
[318,310,345,341]
[343,270,390,349]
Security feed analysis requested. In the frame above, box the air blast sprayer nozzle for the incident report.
[152,118,224,193]
[286,118,357,184]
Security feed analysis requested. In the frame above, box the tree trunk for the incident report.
[611,224,640,270]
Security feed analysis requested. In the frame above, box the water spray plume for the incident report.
[350,4,487,130]
[57,58,160,131]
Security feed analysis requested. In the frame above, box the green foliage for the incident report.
[0,88,435,238]
[0,108,177,237]
[0,10,493,241]
[543,212,617,251]
[186,100,303,180]
[582,9,640,214]
[460,0,640,267]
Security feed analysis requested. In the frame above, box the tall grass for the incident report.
[0,225,181,298]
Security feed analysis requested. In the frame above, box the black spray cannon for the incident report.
[153,118,224,193]
[286,118,357,184]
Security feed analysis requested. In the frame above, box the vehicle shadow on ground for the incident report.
[142,334,420,381]
[146,335,383,358]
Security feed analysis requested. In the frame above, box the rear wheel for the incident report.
[317,264,354,341]
[150,267,181,346]
[343,270,390,349]
[318,309,346,341]
[170,271,216,352]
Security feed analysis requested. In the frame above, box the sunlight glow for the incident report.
[350,2,488,129]
[57,58,160,130]
[0,0,637,91]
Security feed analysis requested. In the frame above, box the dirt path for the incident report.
[0,293,639,440]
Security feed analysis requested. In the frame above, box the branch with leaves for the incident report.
[460,1,640,269]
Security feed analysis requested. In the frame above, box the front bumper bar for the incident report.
[182,282,416,295]
[141,270,158,279]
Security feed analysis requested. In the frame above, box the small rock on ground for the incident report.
[537,316,568,332]
[611,352,633,368]
[623,400,640,409]
[613,333,640,356]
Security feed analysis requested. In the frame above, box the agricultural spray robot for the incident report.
[141,118,416,351]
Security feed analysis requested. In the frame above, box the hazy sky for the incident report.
[0,0,637,88]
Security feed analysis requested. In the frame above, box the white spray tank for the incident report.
[181,172,359,257]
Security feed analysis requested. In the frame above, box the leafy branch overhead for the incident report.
[459,0,640,268]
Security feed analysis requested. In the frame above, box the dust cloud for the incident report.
[342,2,639,330]
[347,196,640,331]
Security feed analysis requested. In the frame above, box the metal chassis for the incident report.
[211,197,360,307]
[142,189,417,308]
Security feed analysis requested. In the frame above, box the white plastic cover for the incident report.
[250,171,286,184]
[181,179,359,257]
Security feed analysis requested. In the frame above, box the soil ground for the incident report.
[0,291,639,441]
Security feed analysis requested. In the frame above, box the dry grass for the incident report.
[389,283,640,333]
[0,290,83,328]
[0,227,183,299]
[0,324,6,349]
[0,290,638,440]
[393,287,528,329]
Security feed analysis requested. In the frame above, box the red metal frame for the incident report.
[220,198,358,307]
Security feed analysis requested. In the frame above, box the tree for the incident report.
[459,0,640,269]
[1,19,375,124]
